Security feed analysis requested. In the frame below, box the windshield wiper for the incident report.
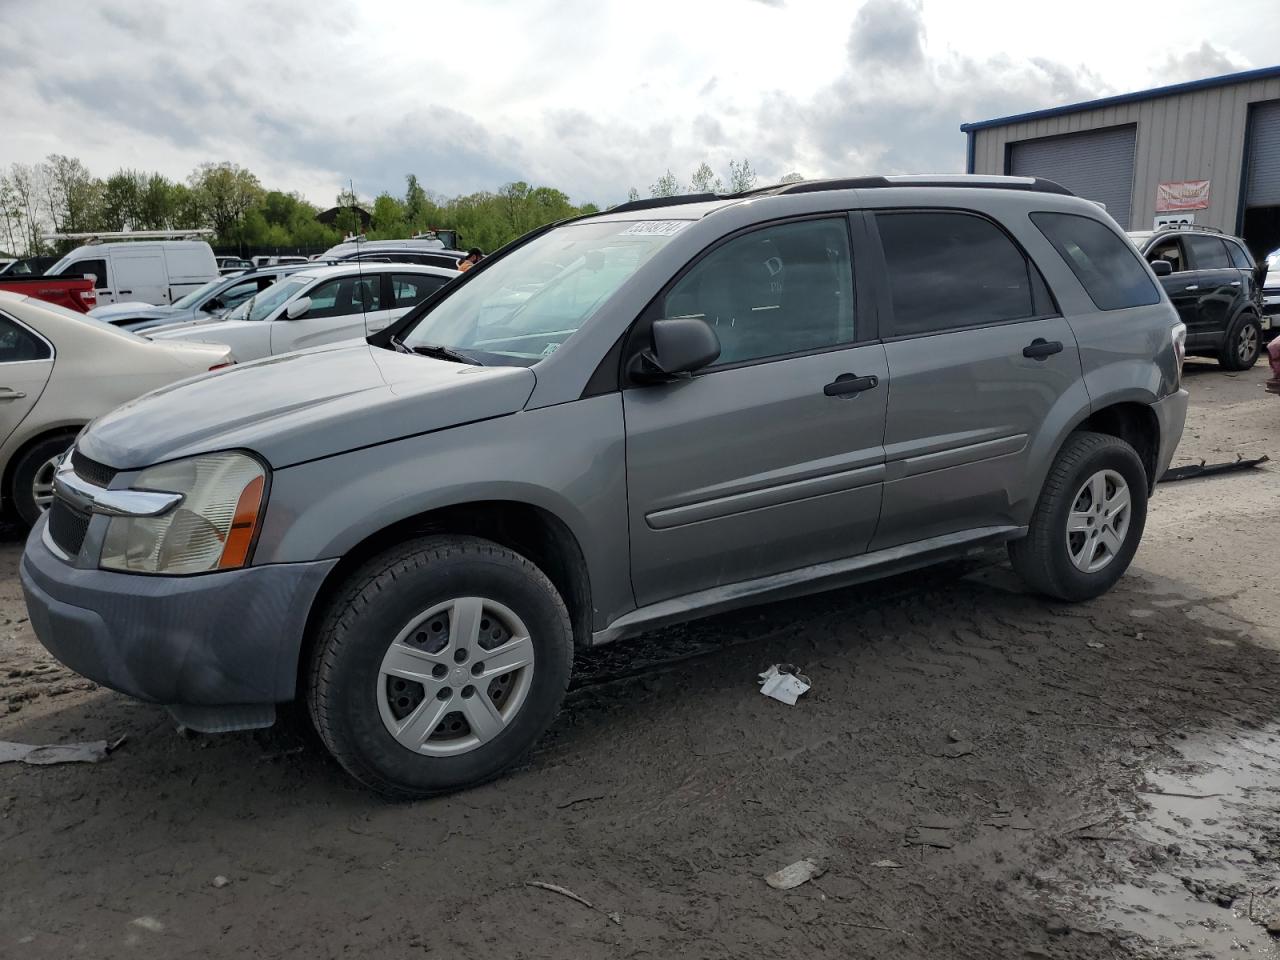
[412,343,483,365]
[388,335,413,355]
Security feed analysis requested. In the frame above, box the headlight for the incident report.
[100,452,267,574]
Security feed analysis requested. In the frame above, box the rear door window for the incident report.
[305,276,384,319]
[876,211,1047,336]
[392,273,448,306]
[1030,212,1160,311]
[1184,235,1231,270]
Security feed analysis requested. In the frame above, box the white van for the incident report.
[47,240,219,307]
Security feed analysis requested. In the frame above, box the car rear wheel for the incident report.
[1219,313,1261,371]
[10,434,75,528]
[307,535,573,798]
[1009,431,1148,601]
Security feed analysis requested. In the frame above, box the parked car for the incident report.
[0,255,58,277]
[22,175,1187,797]
[321,237,451,260]
[216,256,253,275]
[0,291,232,526]
[0,275,98,313]
[87,263,329,332]
[250,255,309,268]
[1128,226,1266,369]
[45,240,219,307]
[143,262,458,361]
[336,247,468,271]
[1262,247,1279,342]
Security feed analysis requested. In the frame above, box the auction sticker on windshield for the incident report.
[620,220,689,237]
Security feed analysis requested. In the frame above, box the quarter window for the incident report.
[1031,212,1160,312]
[0,317,51,362]
[877,211,1043,335]
[1225,240,1254,270]
[661,217,856,365]
[1185,234,1231,270]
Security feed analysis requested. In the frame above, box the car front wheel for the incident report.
[1009,431,1148,601]
[307,535,573,798]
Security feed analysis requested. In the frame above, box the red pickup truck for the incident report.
[0,276,97,312]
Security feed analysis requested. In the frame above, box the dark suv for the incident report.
[1129,226,1266,370]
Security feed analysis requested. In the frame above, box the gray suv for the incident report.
[21,176,1188,797]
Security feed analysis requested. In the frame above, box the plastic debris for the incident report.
[758,664,811,706]
[129,917,164,933]
[526,881,594,910]
[212,876,231,889]
[871,859,903,868]
[1161,454,1269,483]
[765,858,826,890]
[0,740,109,765]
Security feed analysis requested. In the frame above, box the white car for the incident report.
[0,291,233,525]
[144,263,458,361]
[1264,247,1279,337]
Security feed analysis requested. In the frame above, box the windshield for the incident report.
[401,219,687,365]
[224,276,312,321]
[171,278,225,310]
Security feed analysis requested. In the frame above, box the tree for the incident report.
[689,162,723,194]
[779,171,804,184]
[404,174,429,229]
[41,155,100,234]
[371,192,407,238]
[0,173,25,256]
[189,162,264,244]
[650,170,681,198]
[6,164,44,253]
[99,170,146,231]
[626,187,640,203]
[727,158,757,193]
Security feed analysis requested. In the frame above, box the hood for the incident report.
[78,342,537,470]
[90,301,178,321]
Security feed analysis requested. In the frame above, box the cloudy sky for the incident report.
[2,0,1276,207]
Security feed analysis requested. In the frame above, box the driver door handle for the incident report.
[1184,284,1199,291]
[824,373,879,397]
[1023,338,1063,360]
[0,388,27,400]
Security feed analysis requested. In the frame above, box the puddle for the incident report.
[1091,725,1280,955]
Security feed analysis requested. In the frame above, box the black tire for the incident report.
[307,535,573,799]
[9,434,75,528]
[1219,313,1262,371]
[1009,431,1148,602]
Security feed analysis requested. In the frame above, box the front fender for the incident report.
[253,395,634,630]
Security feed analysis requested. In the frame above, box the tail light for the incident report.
[1172,322,1186,387]
[79,289,97,310]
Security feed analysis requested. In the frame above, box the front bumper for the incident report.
[21,515,336,730]
[1152,388,1190,486]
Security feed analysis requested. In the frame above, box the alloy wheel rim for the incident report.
[1240,324,1259,363]
[32,456,60,512]
[1066,469,1131,574]
[376,597,535,757]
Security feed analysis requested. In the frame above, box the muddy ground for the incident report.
[2,359,1278,959]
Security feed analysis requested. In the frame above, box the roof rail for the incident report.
[605,193,720,214]
[41,229,214,243]
[772,175,1075,197]
[1159,223,1222,234]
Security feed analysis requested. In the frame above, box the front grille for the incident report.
[48,499,91,557]
[72,450,117,488]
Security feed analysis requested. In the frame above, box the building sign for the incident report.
[1154,213,1195,230]
[1156,179,1211,212]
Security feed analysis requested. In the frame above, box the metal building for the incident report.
[961,65,1280,256]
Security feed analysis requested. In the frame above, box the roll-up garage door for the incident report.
[1009,125,1137,229]
[1244,100,1280,207]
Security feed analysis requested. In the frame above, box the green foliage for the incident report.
[650,170,681,198]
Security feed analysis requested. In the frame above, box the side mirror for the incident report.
[285,296,312,320]
[1150,259,1173,277]
[628,317,721,383]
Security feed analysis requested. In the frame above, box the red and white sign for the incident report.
[1156,179,1211,212]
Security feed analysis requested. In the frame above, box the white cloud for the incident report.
[0,0,1271,207]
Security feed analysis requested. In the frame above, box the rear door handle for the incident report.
[1230,281,1241,287]
[1184,284,1199,291]
[1023,338,1063,360]
[118,289,132,295]
[824,373,879,397]
[0,389,27,400]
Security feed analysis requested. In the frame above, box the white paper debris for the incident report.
[765,858,826,890]
[0,740,109,765]
[758,664,811,705]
